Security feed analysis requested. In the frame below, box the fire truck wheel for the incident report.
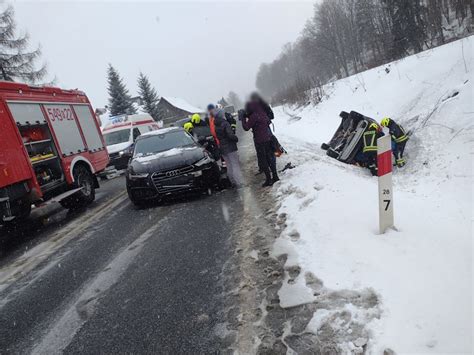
[16,197,32,220]
[61,165,95,209]
[6,197,32,224]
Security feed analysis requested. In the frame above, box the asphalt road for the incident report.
[0,175,244,354]
[0,132,381,354]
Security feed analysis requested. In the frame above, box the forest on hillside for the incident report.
[256,0,473,105]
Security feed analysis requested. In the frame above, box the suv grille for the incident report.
[151,165,194,188]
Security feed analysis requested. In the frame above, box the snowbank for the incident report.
[272,37,473,353]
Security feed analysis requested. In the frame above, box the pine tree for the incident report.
[217,97,229,107]
[137,72,160,121]
[0,5,47,83]
[226,91,243,109]
[107,64,136,116]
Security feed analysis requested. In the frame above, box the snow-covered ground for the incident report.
[271,36,473,353]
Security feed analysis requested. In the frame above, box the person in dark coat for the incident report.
[214,109,243,188]
[249,92,277,174]
[242,98,279,187]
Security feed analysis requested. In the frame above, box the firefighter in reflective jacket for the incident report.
[381,117,408,167]
[224,111,237,133]
[183,121,194,134]
[363,123,384,176]
[190,113,207,128]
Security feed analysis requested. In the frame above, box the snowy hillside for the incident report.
[271,37,473,353]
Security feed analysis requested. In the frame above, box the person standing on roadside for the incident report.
[214,109,243,188]
[242,95,279,187]
[206,104,220,146]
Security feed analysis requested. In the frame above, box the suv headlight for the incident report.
[194,154,212,167]
[119,144,134,156]
[128,172,149,180]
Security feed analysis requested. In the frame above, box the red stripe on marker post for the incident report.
[377,135,394,234]
[378,150,392,176]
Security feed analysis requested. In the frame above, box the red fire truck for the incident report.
[0,81,109,223]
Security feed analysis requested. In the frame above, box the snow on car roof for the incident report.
[140,126,182,137]
[134,146,197,163]
[161,96,204,114]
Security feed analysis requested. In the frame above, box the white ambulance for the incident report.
[102,114,160,170]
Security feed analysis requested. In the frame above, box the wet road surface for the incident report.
[0,175,243,354]
[0,132,316,355]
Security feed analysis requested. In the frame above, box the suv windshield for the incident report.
[104,129,131,146]
[134,130,195,156]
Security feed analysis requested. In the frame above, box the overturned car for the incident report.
[321,110,379,164]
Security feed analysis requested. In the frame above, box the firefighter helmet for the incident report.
[381,117,391,127]
[191,113,201,124]
[183,122,194,133]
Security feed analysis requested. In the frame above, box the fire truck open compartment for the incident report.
[0,82,109,223]
[18,121,64,194]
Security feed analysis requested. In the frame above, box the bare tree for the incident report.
[254,0,472,106]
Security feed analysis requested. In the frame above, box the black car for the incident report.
[126,127,220,205]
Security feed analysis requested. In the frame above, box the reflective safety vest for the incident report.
[388,120,408,143]
[363,130,378,153]
[393,133,408,143]
[209,116,220,146]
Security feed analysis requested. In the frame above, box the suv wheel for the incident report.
[127,187,145,207]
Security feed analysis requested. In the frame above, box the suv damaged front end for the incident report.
[150,154,218,195]
[126,148,219,205]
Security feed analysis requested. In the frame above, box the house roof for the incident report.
[160,96,203,114]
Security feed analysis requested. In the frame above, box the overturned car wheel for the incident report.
[326,148,340,159]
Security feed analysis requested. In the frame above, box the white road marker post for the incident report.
[377,135,394,234]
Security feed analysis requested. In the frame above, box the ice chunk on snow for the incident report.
[248,250,258,260]
[307,309,335,332]
[278,272,315,308]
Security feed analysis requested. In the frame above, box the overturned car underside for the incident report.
[321,110,379,164]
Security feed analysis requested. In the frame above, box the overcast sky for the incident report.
[13,1,314,109]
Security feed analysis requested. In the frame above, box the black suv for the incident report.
[126,127,220,205]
